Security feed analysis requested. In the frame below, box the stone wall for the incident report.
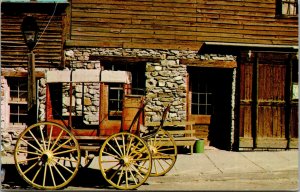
[144,60,186,123]
[0,47,236,154]
[65,48,235,123]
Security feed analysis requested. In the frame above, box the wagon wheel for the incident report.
[146,128,177,176]
[14,122,81,190]
[99,132,152,190]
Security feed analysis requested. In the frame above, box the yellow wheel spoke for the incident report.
[23,161,39,174]
[109,165,122,180]
[52,138,73,153]
[49,130,64,151]
[125,168,129,188]
[14,122,80,190]
[99,132,152,190]
[32,165,43,183]
[161,158,172,166]
[107,143,122,157]
[39,127,47,151]
[104,163,120,173]
[128,168,138,185]
[52,163,66,182]
[20,138,43,154]
[17,156,40,164]
[132,162,149,171]
[28,130,45,152]
[131,157,150,162]
[157,147,175,152]
[130,164,144,179]
[117,169,124,186]
[126,137,134,156]
[156,159,165,172]
[17,149,41,156]
[43,163,48,187]
[53,148,77,156]
[49,165,56,187]
[56,159,74,174]
[128,141,142,156]
[101,159,120,163]
[102,151,120,160]
[154,160,158,174]
[48,125,53,150]
[122,134,126,156]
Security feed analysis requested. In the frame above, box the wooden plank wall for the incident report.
[67,0,298,50]
[1,12,64,68]
[239,53,298,148]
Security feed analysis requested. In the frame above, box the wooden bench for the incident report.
[145,121,197,154]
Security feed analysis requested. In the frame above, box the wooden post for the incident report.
[285,54,293,149]
[27,51,37,125]
[251,52,258,149]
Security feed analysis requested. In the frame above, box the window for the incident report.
[191,83,213,115]
[108,83,124,120]
[277,0,298,16]
[189,69,213,115]
[7,78,28,128]
[102,62,146,95]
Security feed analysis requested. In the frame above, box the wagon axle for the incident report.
[120,156,132,167]
[40,151,54,164]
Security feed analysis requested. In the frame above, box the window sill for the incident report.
[275,14,298,19]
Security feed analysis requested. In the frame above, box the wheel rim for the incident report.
[147,128,177,176]
[99,132,152,190]
[14,122,81,190]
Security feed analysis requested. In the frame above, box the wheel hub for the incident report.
[41,150,54,164]
[149,145,158,154]
[120,156,132,166]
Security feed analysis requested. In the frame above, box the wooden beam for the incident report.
[65,40,202,51]
[251,53,259,149]
[65,40,123,47]
[1,70,45,78]
[123,42,201,51]
[89,55,161,63]
[180,59,237,68]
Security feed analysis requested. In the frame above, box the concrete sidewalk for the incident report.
[1,148,298,190]
[167,149,298,176]
[2,148,298,174]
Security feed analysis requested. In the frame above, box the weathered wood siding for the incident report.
[239,53,298,149]
[67,0,298,50]
[1,5,65,68]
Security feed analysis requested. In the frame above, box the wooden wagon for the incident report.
[13,69,177,190]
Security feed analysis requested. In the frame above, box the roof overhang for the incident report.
[1,0,69,14]
[200,42,298,54]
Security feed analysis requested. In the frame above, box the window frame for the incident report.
[7,77,28,128]
[189,69,214,115]
[276,0,298,18]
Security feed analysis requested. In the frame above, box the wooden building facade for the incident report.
[1,0,298,151]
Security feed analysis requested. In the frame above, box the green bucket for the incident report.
[194,139,204,153]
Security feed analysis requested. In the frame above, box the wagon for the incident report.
[13,69,177,190]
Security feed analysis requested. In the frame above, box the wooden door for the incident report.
[238,52,298,149]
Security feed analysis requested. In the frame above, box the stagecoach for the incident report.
[13,69,177,190]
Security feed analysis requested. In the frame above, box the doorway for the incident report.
[188,67,233,150]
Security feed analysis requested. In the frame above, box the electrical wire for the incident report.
[33,2,58,50]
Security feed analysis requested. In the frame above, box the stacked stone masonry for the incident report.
[1,47,236,153]
[65,48,235,124]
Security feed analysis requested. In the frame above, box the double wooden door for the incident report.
[238,52,298,149]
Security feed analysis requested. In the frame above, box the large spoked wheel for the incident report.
[14,121,81,190]
[147,128,177,176]
[99,132,152,190]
